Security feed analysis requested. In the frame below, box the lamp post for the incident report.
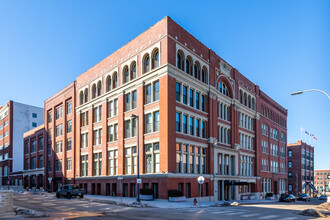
[131,114,140,202]
[291,89,330,100]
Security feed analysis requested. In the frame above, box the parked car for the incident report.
[279,194,296,202]
[297,194,311,201]
[319,195,328,200]
[56,184,85,199]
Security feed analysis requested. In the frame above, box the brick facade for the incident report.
[40,17,288,200]
[287,140,315,196]
[314,170,330,195]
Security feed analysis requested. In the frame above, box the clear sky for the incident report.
[0,0,329,169]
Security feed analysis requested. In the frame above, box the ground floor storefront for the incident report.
[75,174,212,200]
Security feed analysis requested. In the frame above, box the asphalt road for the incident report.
[11,193,329,219]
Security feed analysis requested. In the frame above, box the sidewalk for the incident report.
[83,194,278,208]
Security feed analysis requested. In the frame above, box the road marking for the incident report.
[240,213,261,217]
[258,215,280,219]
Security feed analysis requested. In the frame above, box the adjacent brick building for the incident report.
[22,124,47,190]
[0,101,43,187]
[314,170,330,195]
[38,16,288,200]
[287,140,315,196]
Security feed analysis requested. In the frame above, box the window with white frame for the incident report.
[81,132,88,148]
[93,105,102,123]
[93,128,102,146]
[145,142,160,174]
[108,149,118,175]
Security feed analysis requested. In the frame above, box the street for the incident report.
[11,193,330,219]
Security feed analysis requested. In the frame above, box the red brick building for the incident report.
[23,125,47,190]
[0,101,43,188]
[314,170,330,195]
[287,140,315,196]
[41,17,287,200]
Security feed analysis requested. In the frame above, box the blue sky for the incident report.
[0,0,329,169]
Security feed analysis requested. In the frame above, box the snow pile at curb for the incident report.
[299,209,326,218]
[212,201,239,207]
[14,208,48,218]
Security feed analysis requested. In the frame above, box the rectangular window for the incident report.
[81,111,89,127]
[182,85,187,104]
[196,119,200,137]
[153,81,159,101]
[202,121,206,138]
[189,89,194,107]
[183,114,187,134]
[125,93,131,111]
[32,113,37,118]
[56,141,63,153]
[66,138,72,151]
[132,118,137,137]
[32,122,37,127]
[114,99,118,116]
[66,158,72,170]
[39,156,44,168]
[190,117,194,135]
[55,160,62,172]
[56,106,63,120]
[67,120,72,133]
[288,150,292,157]
[132,91,137,109]
[145,144,152,173]
[145,113,152,133]
[37,138,43,152]
[176,112,181,132]
[145,84,152,104]
[108,101,113,118]
[31,140,37,153]
[196,92,200,109]
[201,95,206,111]
[125,148,132,174]
[125,120,131,138]
[176,82,181,102]
[81,155,88,176]
[67,101,72,115]
[48,143,52,155]
[25,142,29,154]
[114,124,118,140]
[153,111,159,132]
[93,153,102,176]
[48,111,52,123]
[56,124,63,137]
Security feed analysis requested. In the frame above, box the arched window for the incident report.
[92,84,97,99]
[248,95,251,108]
[252,98,255,110]
[218,81,229,97]
[123,66,129,84]
[177,51,184,70]
[79,91,84,105]
[97,81,102,96]
[185,56,192,75]
[239,90,243,103]
[112,72,118,89]
[84,88,88,103]
[131,61,137,80]
[143,54,150,73]
[202,66,208,84]
[194,62,200,79]
[106,75,111,92]
[244,93,247,106]
[152,49,159,69]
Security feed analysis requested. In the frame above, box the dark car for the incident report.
[56,184,85,199]
[297,194,311,201]
[319,195,328,200]
[279,194,296,202]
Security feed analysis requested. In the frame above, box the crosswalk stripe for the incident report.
[258,215,280,219]
[211,211,234,214]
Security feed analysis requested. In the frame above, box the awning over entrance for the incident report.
[302,182,316,191]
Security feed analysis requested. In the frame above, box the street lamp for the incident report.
[131,114,140,202]
[291,89,330,100]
